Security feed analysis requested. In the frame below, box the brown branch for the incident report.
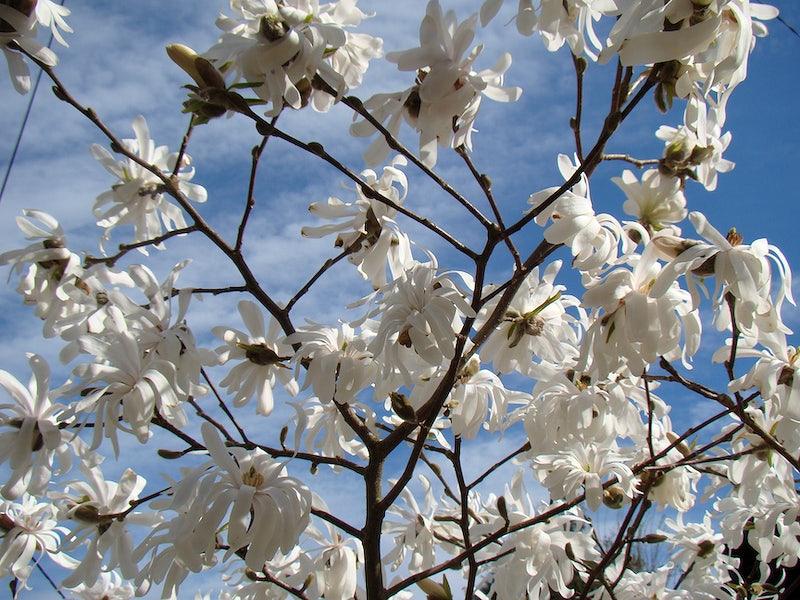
[570,53,586,163]
[84,225,199,267]
[236,115,280,251]
[171,115,194,178]
[455,145,522,271]
[602,154,660,168]
[337,89,493,229]
[229,98,478,260]
[285,233,366,312]
[466,441,530,490]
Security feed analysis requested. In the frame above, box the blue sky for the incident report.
[1,0,800,597]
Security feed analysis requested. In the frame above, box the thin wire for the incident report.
[778,15,800,40]
[0,2,65,206]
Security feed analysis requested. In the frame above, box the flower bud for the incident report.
[603,485,626,509]
[417,578,452,600]
[166,43,226,89]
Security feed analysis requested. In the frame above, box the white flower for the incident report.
[613,564,689,600]
[475,260,580,374]
[290,395,371,460]
[301,156,413,289]
[410,354,530,438]
[71,315,186,453]
[534,441,636,510]
[365,262,475,382]
[0,494,69,586]
[304,517,362,600]
[580,243,701,377]
[351,0,521,166]
[480,0,615,58]
[653,212,794,338]
[656,97,734,191]
[34,0,72,46]
[0,1,58,93]
[529,154,627,276]
[524,367,638,455]
[213,300,298,416]
[204,0,382,116]
[661,512,734,575]
[0,209,83,324]
[614,169,687,234]
[490,475,598,600]
[0,354,73,499]
[383,475,459,572]
[56,465,152,589]
[287,322,374,405]
[723,332,800,420]
[169,423,312,571]
[91,115,207,251]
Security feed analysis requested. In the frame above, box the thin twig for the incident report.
[285,233,366,312]
[570,52,586,163]
[84,225,199,267]
[236,115,280,251]
[602,154,660,168]
[171,115,194,178]
[456,146,522,271]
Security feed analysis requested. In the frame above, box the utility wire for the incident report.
[0,1,64,206]
[778,15,800,40]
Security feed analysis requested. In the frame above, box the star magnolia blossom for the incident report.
[529,154,628,277]
[488,475,599,600]
[91,116,207,252]
[213,300,298,415]
[0,494,71,587]
[364,262,476,383]
[0,209,82,323]
[475,260,581,374]
[0,354,74,499]
[301,156,413,289]
[656,97,734,191]
[287,322,374,405]
[204,0,382,116]
[653,211,794,338]
[614,168,688,235]
[66,570,136,600]
[56,465,152,589]
[351,0,521,166]
[580,243,701,377]
[167,424,312,572]
[480,0,616,58]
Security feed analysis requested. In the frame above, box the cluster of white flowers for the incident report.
[203,0,383,116]
[0,0,798,598]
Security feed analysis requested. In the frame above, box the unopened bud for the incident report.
[641,533,668,543]
[497,496,509,525]
[0,513,16,532]
[166,44,225,89]
[665,431,692,458]
[73,503,101,523]
[279,426,288,449]
[157,448,184,459]
[390,392,416,422]
[417,579,451,600]
[603,485,626,509]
